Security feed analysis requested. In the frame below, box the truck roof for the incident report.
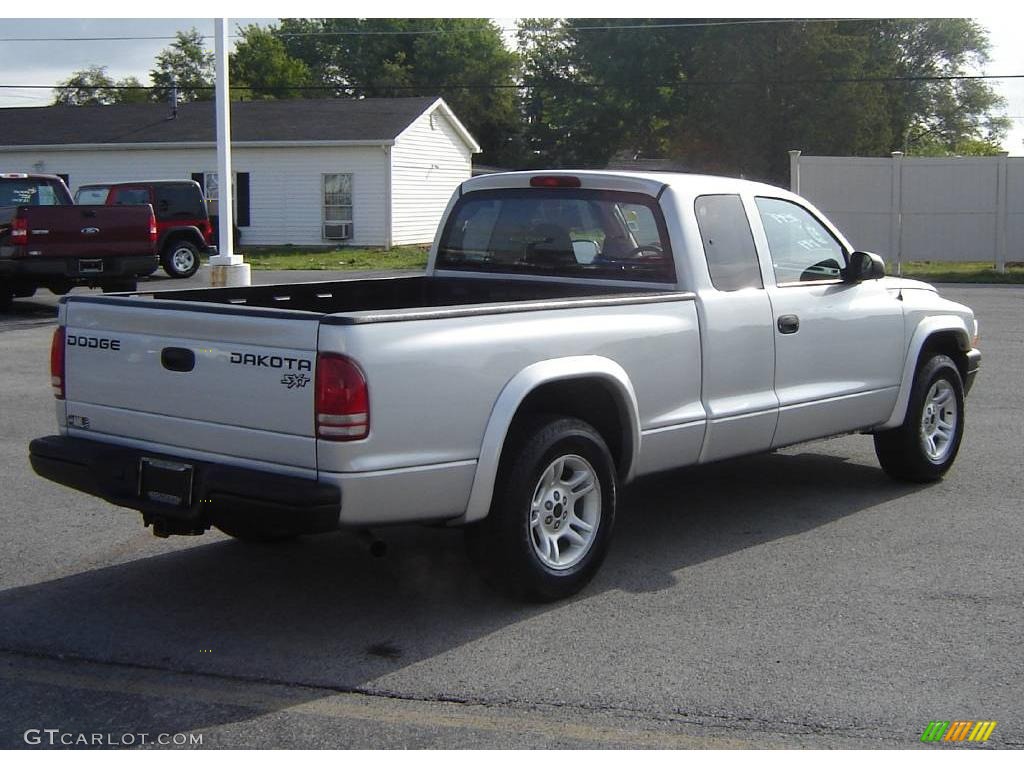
[463,170,795,200]
[77,180,200,188]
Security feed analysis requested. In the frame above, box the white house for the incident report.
[0,96,480,247]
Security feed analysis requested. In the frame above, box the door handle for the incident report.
[777,314,800,334]
[161,347,195,372]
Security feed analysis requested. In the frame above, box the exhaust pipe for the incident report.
[356,529,386,558]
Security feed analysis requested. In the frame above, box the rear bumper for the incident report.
[0,254,159,283]
[29,435,340,537]
[965,348,981,395]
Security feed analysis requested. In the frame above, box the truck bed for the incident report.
[107,275,684,322]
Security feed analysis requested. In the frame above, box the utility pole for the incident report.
[208,17,250,287]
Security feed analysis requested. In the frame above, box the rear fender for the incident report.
[455,356,641,524]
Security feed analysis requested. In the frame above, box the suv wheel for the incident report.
[465,416,617,601]
[162,240,201,279]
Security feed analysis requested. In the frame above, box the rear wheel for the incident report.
[162,240,201,278]
[465,416,617,601]
[874,354,965,482]
[0,284,12,311]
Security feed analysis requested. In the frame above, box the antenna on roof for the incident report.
[168,82,178,120]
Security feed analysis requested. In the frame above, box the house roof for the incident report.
[0,96,480,151]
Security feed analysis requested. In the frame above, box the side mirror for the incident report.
[845,251,886,282]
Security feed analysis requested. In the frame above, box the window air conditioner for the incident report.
[324,222,353,240]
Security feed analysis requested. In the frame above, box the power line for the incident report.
[0,18,883,43]
[5,72,1024,94]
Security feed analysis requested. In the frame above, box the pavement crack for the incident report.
[0,645,915,746]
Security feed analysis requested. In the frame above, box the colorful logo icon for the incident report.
[921,721,997,743]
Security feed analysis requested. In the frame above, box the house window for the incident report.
[196,171,250,227]
[323,173,353,224]
[203,171,235,218]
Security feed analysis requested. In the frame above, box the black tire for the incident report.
[465,416,617,601]
[0,284,12,311]
[13,286,36,298]
[874,354,965,482]
[161,240,201,278]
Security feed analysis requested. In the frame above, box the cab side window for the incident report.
[755,197,846,284]
[112,187,150,206]
[155,185,204,221]
[694,194,763,291]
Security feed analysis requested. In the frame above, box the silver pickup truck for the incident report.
[30,171,980,600]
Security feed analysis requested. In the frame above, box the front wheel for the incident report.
[874,354,965,482]
[162,240,201,278]
[465,416,617,601]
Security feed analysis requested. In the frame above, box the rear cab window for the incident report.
[0,177,69,206]
[437,188,676,283]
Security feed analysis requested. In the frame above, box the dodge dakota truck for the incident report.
[29,171,981,600]
[1,173,158,309]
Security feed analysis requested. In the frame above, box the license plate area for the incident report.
[79,258,104,274]
[138,457,194,508]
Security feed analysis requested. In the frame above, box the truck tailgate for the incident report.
[20,205,153,258]
[61,297,320,474]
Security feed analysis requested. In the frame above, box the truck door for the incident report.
[691,194,779,462]
[753,196,904,447]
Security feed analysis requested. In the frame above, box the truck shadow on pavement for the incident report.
[0,447,921,745]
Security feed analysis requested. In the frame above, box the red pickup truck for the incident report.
[0,173,158,309]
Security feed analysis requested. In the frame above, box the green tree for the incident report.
[276,18,522,166]
[229,24,311,100]
[150,28,215,103]
[52,65,148,106]
[113,76,151,104]
[517,18,1008,181]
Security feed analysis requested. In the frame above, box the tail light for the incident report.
[50,326,66,400]
[10,216,28,245]
[530,175,581,188]
[315,353,369,440]
[148,210,158,245]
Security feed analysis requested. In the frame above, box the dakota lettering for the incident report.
[229,351,312,371]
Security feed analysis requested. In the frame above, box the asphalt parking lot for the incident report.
[0,274,1021,748]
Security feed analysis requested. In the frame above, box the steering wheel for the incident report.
[624,243,664,259]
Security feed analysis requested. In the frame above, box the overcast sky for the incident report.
[1,17,1021,154]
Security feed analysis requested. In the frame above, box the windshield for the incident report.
[436,188,675,283]
[75,186,110,205]
[0,178,68,207]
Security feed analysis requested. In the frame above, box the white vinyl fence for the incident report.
[790,151,1023,270]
